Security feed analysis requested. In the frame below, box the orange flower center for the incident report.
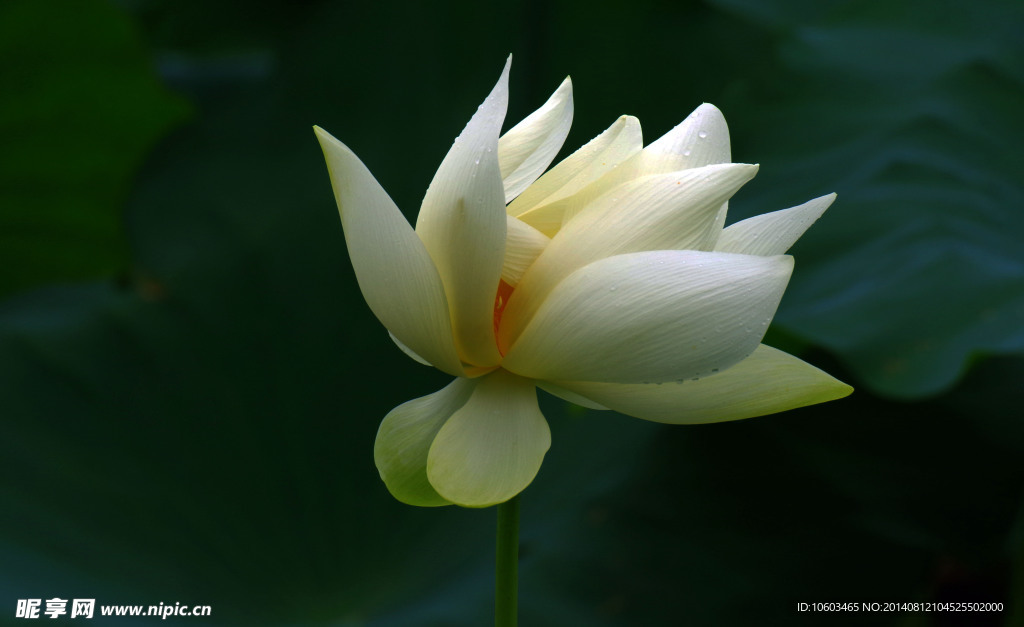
[493,279,514,356]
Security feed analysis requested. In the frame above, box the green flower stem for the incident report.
[495,495,520,627]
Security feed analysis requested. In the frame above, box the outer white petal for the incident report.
[427,369,550,508]
[644,103,731,170]
[556,103,734,228]
[314,126,464,377]
[501,250,794,383]
[498,77,573,203]
[511,115,643,229]
[502,215,551,287]
[415,58,510,367]
[555,345,853,423]
[715,193,837,256]
[649,103,732,235]
[374,378,476,507]
[499,164,758,347]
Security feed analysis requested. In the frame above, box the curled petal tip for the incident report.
[731,162,759,175]
[313,125,342,150]
[686,103,727,126]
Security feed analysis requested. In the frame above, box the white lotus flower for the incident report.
[315,58,852,508]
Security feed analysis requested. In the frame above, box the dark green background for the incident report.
[3,0,1023,625]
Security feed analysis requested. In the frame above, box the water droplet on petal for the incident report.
[698,130,708,139]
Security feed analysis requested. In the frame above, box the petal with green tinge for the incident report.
[715,193,836,256]
[314,127,464,377]
[555,344,852,423]
[501,250,794,383]
[373,378,476,507]
[415,58,510,367]
[427,369,550,508]
[498,77,573,203]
